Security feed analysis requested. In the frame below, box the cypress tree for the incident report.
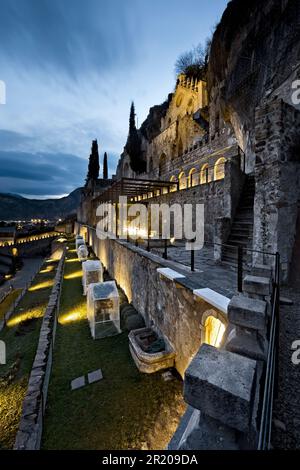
[125,102,146,173]
[86,139,100,184]
[103,152,108,179]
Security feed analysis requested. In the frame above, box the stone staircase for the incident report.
[222,175,255,267]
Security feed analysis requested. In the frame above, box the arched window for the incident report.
[177,138,183,157]
[214,157,226,181]
[204,315,226,348]
[189,168,198,187]
[148,157,153,173]
[200,163,209,184]
[170,175,177,192]
[178,171,187,190]
[159,153,167,177]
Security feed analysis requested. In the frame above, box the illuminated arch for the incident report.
[189,168,198,187]
[200,163,209,184]
[201,309,227,348]
[170,175,177,192]
[214,157,226,181]
[178,171,187,190]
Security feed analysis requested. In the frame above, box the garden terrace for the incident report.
[42,241,185,450]
[0,257,59,449]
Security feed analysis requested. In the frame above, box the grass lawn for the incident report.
[0,257,59,449]
[42,242,185,450]
[0,289,22,321]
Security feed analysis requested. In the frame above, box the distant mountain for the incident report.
[0,188,82,220]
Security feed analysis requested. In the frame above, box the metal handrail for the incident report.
[257,252,280,450]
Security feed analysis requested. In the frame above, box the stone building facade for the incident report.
[74,0,300,449]
[110,0,300,281]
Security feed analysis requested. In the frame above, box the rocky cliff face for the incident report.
[208,0,300,168]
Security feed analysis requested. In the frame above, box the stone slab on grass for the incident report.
[88,368,103,384]
[71,376,86,391]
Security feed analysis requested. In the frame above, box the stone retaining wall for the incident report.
[14,248,66,450]
[75,223,228,377]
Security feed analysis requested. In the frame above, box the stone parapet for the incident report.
[184,344,257,433]
[14,248,66,450]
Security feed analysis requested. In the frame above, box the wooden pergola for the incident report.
[93,177,178,204]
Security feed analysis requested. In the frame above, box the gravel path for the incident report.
[272,283,300,448]
[0,257,43,298]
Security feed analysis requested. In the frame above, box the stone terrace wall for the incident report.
[14,248,66,450]
[79,225,228,377]
[253,99,300,281]
[90,160,244,244]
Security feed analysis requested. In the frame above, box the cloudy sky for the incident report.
[0,0,228,199]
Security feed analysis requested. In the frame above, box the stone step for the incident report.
[229,231,251,238]
[227,238,251,246]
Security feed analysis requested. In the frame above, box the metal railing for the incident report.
[127,236,277,293]
[257,252,280,450]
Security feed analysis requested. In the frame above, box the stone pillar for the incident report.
[181,343,258,449]
[214,217,231,262]
[225,294,268,361]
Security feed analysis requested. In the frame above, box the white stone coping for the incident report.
[157,267,186,281]
[193,287,230,314]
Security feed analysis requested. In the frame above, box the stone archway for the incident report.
[214,157,226,181]
[200,309,227,348]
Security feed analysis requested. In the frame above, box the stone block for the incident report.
[228,294,267,331]
[71,375,85,390]
[184,344,257,432]
[226,328,267,361]
[252,264,272,278]
[243,275,271,297]
[179,413,239,450]
[87,369,103,384]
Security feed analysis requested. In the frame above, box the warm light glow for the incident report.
[214,157,226,181]
[40,265,54,274]
[64,270,82,280]
[12,247,18,257]
[28,280,53,291]
[170,237,175,244]
[65,257,79,263]
[205,316,226,348]
[7,308,43,327]
[59,311,83,324]
[124,225,148,238]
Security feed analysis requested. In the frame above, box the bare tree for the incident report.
[175,43,206,79]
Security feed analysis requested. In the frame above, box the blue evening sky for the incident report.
[0,0,228,198]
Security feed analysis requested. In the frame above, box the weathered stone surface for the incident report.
[243,275,271,297]
[71,376,85,390]
[226,328,267,361]
[252,264,272,278]
[184,344,257,432]
[228,294,267,331]
[87,369,103,384]
[179,413,239,450]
